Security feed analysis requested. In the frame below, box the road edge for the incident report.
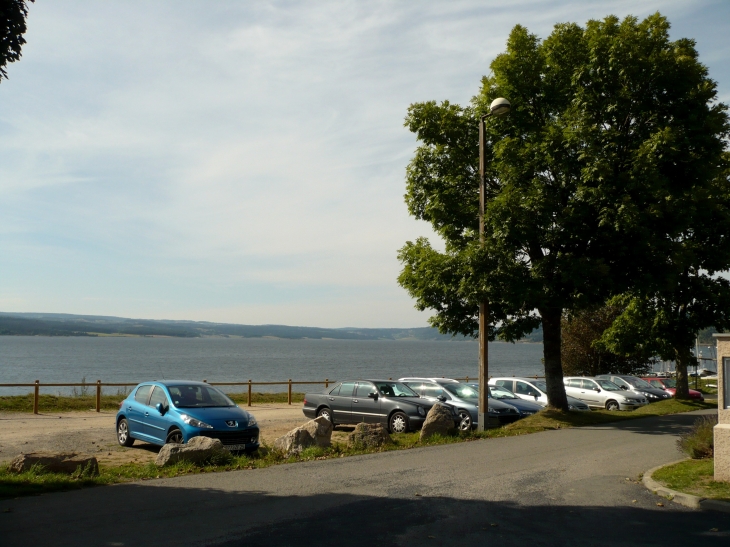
[643,459,730,513]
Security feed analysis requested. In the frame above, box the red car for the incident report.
[641,378,704,401]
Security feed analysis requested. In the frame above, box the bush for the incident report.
[677,415,717,459]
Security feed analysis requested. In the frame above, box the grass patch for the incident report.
[0,397,716,500]
[694,378,718,395]
[490,398,717,438]
[0,391,304,413]
[0,394,127,413]
[227,392,305,405]
[652,459,730,501]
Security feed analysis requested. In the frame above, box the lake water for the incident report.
[0,336,545,395]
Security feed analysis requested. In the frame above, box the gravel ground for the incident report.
[0,403,348,465]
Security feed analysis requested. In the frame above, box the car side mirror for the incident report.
[620,385,628,390]
[533,394,538,400]
[368,392,378,399]
[437,395,447,402]
[594,388,601,392]
[155,403,166,415]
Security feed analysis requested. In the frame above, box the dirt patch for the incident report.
[0,403,336,466]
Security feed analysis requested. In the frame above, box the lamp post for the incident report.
[477,97,510,432]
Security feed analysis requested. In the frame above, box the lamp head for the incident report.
[489,97,511,117]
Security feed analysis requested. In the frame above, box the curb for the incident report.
[643,459,730,513]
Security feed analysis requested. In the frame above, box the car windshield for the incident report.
[629,378,652,388]
[374,381,418,397]
[661,379,677,388]
[443,384,478,399]
[597,380,621,391]
[533,381,547,392]
[487,386,518,400]
[168,385,236,408]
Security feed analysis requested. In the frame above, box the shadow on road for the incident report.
[2,481,727,547]
[582,409,717,436]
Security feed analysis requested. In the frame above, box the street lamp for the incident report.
[477,97,510,432]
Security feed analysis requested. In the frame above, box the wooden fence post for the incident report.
[33,380,39,414]
[288,379,292,405]
[247,380,252,407]
[325,378,329,388]
[465,376,469,383]
[96,380,101,412]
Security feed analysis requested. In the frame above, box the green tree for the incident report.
[598,278,730,398]
[398,13,730,410]
[562,304,654,377]
[1,0,34,82]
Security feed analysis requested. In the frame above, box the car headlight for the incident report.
[568,405,575,410]
[180,414,214,429]
[417,406,426,416]
[247,416,257,426]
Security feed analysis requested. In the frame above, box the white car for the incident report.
[488,377,590,411]
[563,377,648,411]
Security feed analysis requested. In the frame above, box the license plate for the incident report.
[225,444,249,451]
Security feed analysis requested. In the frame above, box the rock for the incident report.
[348,423,392,448]
[9,452,99,475]
[155,436,232,467]
[420,403,456,441]
[273,416,333,456]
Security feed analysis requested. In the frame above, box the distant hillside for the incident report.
[0,312,543,342]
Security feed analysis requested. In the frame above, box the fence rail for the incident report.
[0,375,546,414]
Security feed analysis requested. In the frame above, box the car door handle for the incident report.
[353,399,359,403]
[328,397,334,401]
[127,406,132,411]
[144,412,149,417]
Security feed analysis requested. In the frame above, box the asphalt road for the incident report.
[2,409,727,547]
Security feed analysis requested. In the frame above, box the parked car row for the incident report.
[302,377,547,433]
[114,371,683,451]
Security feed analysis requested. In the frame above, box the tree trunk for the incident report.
[540,307,569,411]
[674,348,692,399]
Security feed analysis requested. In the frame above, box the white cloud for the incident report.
[0,0,727,327]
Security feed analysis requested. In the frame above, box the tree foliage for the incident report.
[398,13,730,409]
[561,304,654,377]
[0,0,33,82]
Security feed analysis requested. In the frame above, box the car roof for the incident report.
[156,380,211,387]
[398,377,460,383]
[491,377,545,383]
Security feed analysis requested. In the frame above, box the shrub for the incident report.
[677,415,717,459]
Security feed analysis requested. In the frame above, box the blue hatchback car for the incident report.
[116,380,260,452]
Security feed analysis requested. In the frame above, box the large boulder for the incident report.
[348,423,392,449]
[9,452,99,475]
[420,403,456,441]
[155,436,232,467]
[273,416,333,456]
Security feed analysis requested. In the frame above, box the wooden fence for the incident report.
[0,375,544,414]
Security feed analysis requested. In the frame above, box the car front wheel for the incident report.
[166,428,184,444]
[389,411,408,434]
[117,418,134,447]
[606,400,620,411]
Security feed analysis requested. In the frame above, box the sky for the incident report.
[1,0,729,328]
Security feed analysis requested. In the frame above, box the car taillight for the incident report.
[118,401,123,410]
[303,398,307,405]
